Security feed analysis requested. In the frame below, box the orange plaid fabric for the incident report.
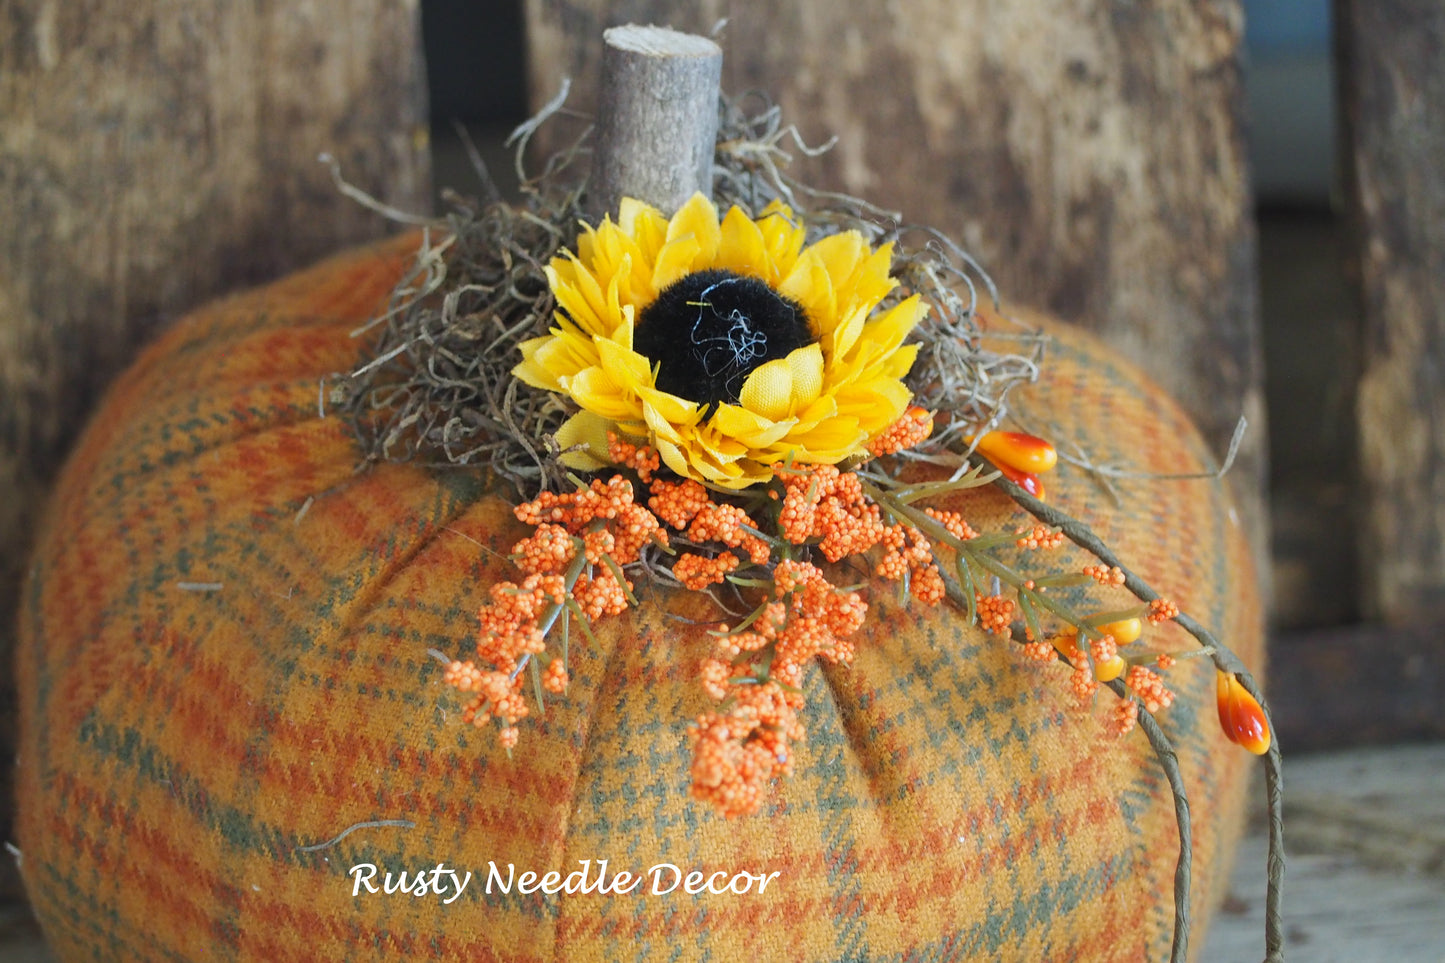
[17,234,1262,961]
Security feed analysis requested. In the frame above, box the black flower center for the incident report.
[633,269,814,413]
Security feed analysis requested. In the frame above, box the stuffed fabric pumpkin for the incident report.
[16,232,1262,961]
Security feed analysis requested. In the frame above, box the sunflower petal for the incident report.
[836,379,913,430]
[786,417,867,459]
[515,326,597,388]
[574,222,599,268]
[566,367,639,421]
[785,343,825,408]
[548,258,614,338]
[878,341,920,380]
[619,198,668,254]
[654,438,691,479]
[862,295,927,356]
[738,357,796,421]
[651,235,703,293]
[792,394,838,431]
[554,411,615,470]
[845,242,898,312]
[778,251,836,333]
[808,232,869,292]
[636,384,700,425]
[667,193,721,262]
[757,201,806,274]
[595,336,652,387]
[710,403,796,448]
[717,205,771,281]
[514,335,566,390]
[825,305,869,363]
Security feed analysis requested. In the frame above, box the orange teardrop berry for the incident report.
[1095,617,1143,645]
[1093,653,1128,683]
[975,431,1058,475]
[995,462,1046,501]
[1216,670,1271,755]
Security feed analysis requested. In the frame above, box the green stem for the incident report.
[1107,679,1192,963]
[989,471,1285,962]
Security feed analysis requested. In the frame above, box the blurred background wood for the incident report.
[0,0,430,901]
[1269,620,1445,750]
[524,0,1269,598]
[1338,0,1445,625]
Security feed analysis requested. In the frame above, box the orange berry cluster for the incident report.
[672,551,741,590]
[690,560,869,817]
[777,465,884,560]
[513,475,666,564]
[974,593,1016,635]
[1146,597,1180,624]
[1125,664,1175,713]
[924,507,978,541]
[1014,523,1065,550]
[691,682,805,819]
[1049,634,1100,708]
[866,405,934,456]
[877,524,946,604]
[444,476,669,748]
[773,463,944,605]
[445,575,567,738]
[607,431,660,482]
[1107,699,1140,738]
[1082,563,1126,587]
[647,479,771,565]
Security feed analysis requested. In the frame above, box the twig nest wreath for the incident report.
[15,74,1282,963]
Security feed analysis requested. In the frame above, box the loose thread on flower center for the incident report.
[635,269,813,413]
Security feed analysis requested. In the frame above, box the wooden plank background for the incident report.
[0,0,431,901]
[1338,0,1445,626]
[524,0,1269,591]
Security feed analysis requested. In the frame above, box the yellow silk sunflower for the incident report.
[514,192,926,489]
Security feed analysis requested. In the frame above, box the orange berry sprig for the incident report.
[866,405,934,457]
[1083,564,1127,587]
[672,409,971,816]
[859,470,1192,741]
[444,475,668,750]
[690,560,868,817]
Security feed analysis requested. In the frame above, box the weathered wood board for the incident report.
[1202,743,1445,962]
[523,0,1268,593]
[1338,0,1445,625]
[0,0,431,900]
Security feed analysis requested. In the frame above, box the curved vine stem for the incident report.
[991,471,1285,963]
[1108,678,1192,963]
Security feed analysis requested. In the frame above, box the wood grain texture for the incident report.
[0,0,430,900]
[1202,744,1445,963]
[1268,620,1445,751]
[589,24,722,218]
[1339,0,1445,624]
[524,0,1267,588]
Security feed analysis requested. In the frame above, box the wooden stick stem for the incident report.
[589,24,722,219]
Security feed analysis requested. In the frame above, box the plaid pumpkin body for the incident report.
[16,234,1262,962]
